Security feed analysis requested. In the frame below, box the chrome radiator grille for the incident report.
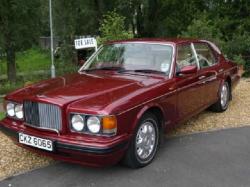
[23,101,62,131]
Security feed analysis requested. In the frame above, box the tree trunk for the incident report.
[6,46,16,83]
[146,0,158,37]
[136,4,144,37]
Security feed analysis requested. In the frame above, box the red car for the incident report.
[0,38,240,168]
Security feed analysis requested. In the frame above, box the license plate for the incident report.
[19,133,53,151]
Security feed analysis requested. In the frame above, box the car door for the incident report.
[175,43,204,122]
[193,42,221,107]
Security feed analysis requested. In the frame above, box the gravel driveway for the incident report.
[0,78,250,180]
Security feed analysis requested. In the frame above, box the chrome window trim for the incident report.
[78,42,175,78]
[200,40,222,54]
[191,42,200,70]
[78,45,103,72]
[174,42,200,75]
[192,42,219,69]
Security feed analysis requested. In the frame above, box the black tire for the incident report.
[122,112,160,168]
[210,81,230,112]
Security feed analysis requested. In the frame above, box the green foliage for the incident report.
[0,0,41,50]
[180,13,223,47]
[53,0,103,63]
[0,47,79,95]
[0,0,42,82]
[222,32,250,59]
[180,10,250,76]
[156,0,206,37]
[232,55,246,66]
[99,11,133,44]
[0,81,24,95]
[0,112,5,120]
[1,0,250,80]
[0,48,51,75]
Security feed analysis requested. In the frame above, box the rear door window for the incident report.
[194,43,217,69]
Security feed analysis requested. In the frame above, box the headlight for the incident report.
[15,104,23,119]
[87,116,101,133]
[7,103,15,117]
[70,113,117,136]
[71,115,84,131]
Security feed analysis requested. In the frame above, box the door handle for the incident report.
[198,75,206,80]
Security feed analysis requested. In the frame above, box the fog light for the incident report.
[71,115,84,131]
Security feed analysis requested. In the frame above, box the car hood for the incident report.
[7,72,166,113]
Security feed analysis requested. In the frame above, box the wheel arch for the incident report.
[130,103,166,134]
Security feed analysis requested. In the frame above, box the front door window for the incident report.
[176,44,197,73]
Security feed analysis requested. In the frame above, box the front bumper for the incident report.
[0,118,130,167]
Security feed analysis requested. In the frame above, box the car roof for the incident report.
[106,38,204,45]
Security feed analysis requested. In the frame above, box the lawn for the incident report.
[0,48,51,75]
[0,47,78,95]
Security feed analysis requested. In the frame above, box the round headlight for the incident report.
[71,115,84,131]
[15,104,23,119]
[7,103,15,117]
[87,116,101,134]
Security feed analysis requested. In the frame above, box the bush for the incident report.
[232,55,246,66]
[180,13,223,47]
[99,11,133,44]
[180,12,250,77]
[0,81,24,95]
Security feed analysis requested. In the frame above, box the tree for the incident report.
[0,0,41,82]
[53,0,107,63]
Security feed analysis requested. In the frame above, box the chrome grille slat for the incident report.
[24,101,62,131]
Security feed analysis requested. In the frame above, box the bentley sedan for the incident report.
[0,38,240,168]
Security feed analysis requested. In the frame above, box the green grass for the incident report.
[0,48,51,75]
[0,81,24,95]
[0,47,79,95]
[0,112,5,120]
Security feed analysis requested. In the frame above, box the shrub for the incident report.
[180,13,223,48]
[99,11,133,44]
[180,12,250,77]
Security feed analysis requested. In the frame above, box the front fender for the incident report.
[129,102,166,134]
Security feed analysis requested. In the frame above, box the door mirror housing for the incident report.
[177,65,197,76]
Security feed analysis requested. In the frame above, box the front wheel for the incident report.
[210,81,230,112]
[123,113,160,168]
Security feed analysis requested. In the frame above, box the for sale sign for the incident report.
[74,38,97,50]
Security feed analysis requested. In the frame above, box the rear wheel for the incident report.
[210,81,230,112]
[123,113,160,168]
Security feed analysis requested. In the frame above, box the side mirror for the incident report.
[177,65,197,76]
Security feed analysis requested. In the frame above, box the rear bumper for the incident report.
[0,119,130,167]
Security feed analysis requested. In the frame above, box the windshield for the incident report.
[81,43,173,74]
